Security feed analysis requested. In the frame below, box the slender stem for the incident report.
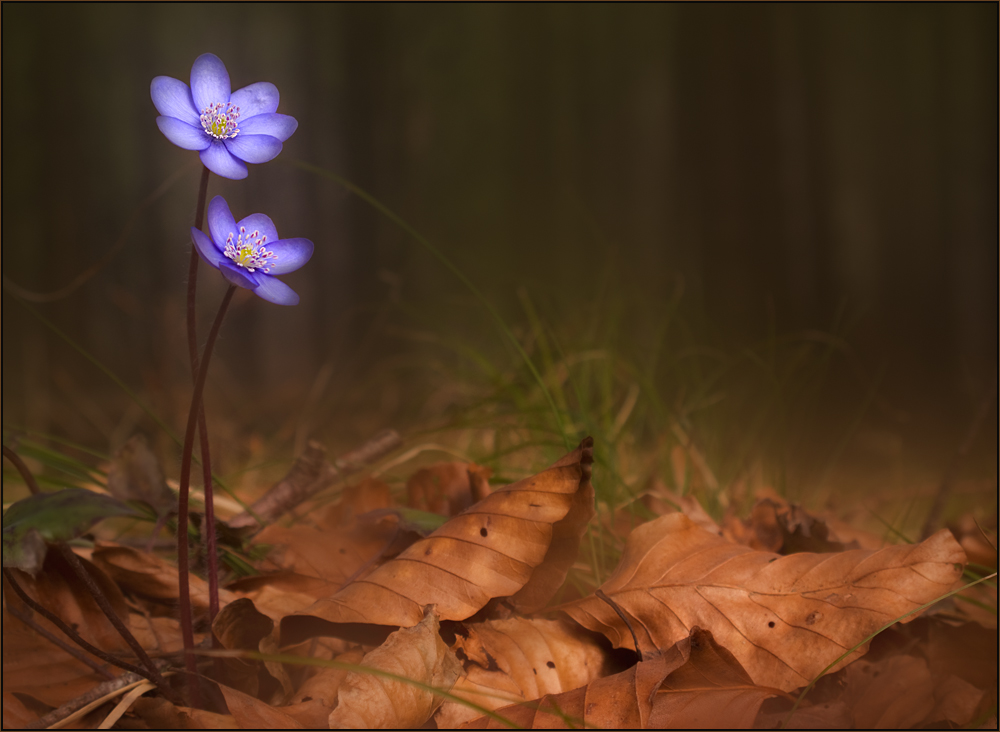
[176,284,235,700]
[2,445,41,494]
[56,545,172,695]
[186,165,221,626]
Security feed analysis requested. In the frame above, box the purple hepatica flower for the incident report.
[151,53,298,180]
[192,196,314,305]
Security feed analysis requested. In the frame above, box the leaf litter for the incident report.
[2,436,995,729]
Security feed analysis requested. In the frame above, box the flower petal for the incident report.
[191,227,225,269]
[150,76,199,125]
[265,238,314,275]
[238,113,298,142]
[230,82,280,118]
[234,213,280,246]
[156,117,210,151]
[190,53,231,111]
[200,141,248,180]
[224,134,282,164]
[253,275,300,306]
[219,261,258,290]
[207,196,238,249]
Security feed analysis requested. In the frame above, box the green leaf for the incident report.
[2,488,138,575]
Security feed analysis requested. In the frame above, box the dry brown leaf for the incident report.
[560,513,967,691]
[218,683,305,729]
[3,691,39,728]
[328,607,464,729]
[460,627,777,729]
[843,653,935,728]
[407,462,493,516]
[283,647,365,727]
[644,479,722,535]
[647,627,784,728]
[90,541,236,614]
[927,672,991,728]
[753,697,852,729]
[724,498,860,554]
[251,520,393,591]
[435,616,614,728]
[320,475,393,528]
[212,598,278,698]
[281,439,594,645]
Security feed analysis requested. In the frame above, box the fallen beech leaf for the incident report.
[90,541,236,614]
[460,627,773,729]
[218,682,304,729]
[328,607,463,729]
[283,647,365,727]
[647,627,783,728]
[3,549,130,653]
[436,616,614,728]
[843,653,934,728]
[212,598,277,698]
[320,476,393,528]
[407,462,493,516]
[252,520,394,590]
[753,698,852,729]
[561,513,967,691]
[3,691,39,728]
[725,498,859,554]
[2,607,118,708]
[926,672,991,728]
[281,439,594,645]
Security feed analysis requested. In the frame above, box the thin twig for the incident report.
[227,429,403,531]
[25,663,173,730]
[921,377,998,540]
[596,588,646,662]
[55,545,173,699]
[3,444,41,494]
[5,601,115,680]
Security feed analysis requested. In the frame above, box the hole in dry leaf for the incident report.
[530,503,541,508]
[768,621,776,628]
[301,696,312,702]
[480,528,488,537]
[533,668,537,675]
[546,661,556,668]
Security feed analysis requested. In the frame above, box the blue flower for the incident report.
[151,53,298,180]
[192,196,313,305]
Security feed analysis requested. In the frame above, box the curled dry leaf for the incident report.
[328,607,464,729]
[90,541,236,614]
[281,439,594,645]
[407,462,493,516]
[218,683,304,730]
[561,513,967,691]
[843,653,935,728]
[435,616,615,728]
[282,647,365,727]
[460,627,778,729]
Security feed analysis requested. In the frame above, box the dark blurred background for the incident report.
[2,4,996,494]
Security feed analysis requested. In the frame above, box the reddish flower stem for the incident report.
[176,284,235,704]
[186,165,221,625]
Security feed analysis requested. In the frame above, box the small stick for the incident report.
[55,546,175,701]
[227,429,403,531]
[3,444,41,494]
[921,378,997,540]
[596,588,646,661]
[5,601,115,680]
[25,662,172,730]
